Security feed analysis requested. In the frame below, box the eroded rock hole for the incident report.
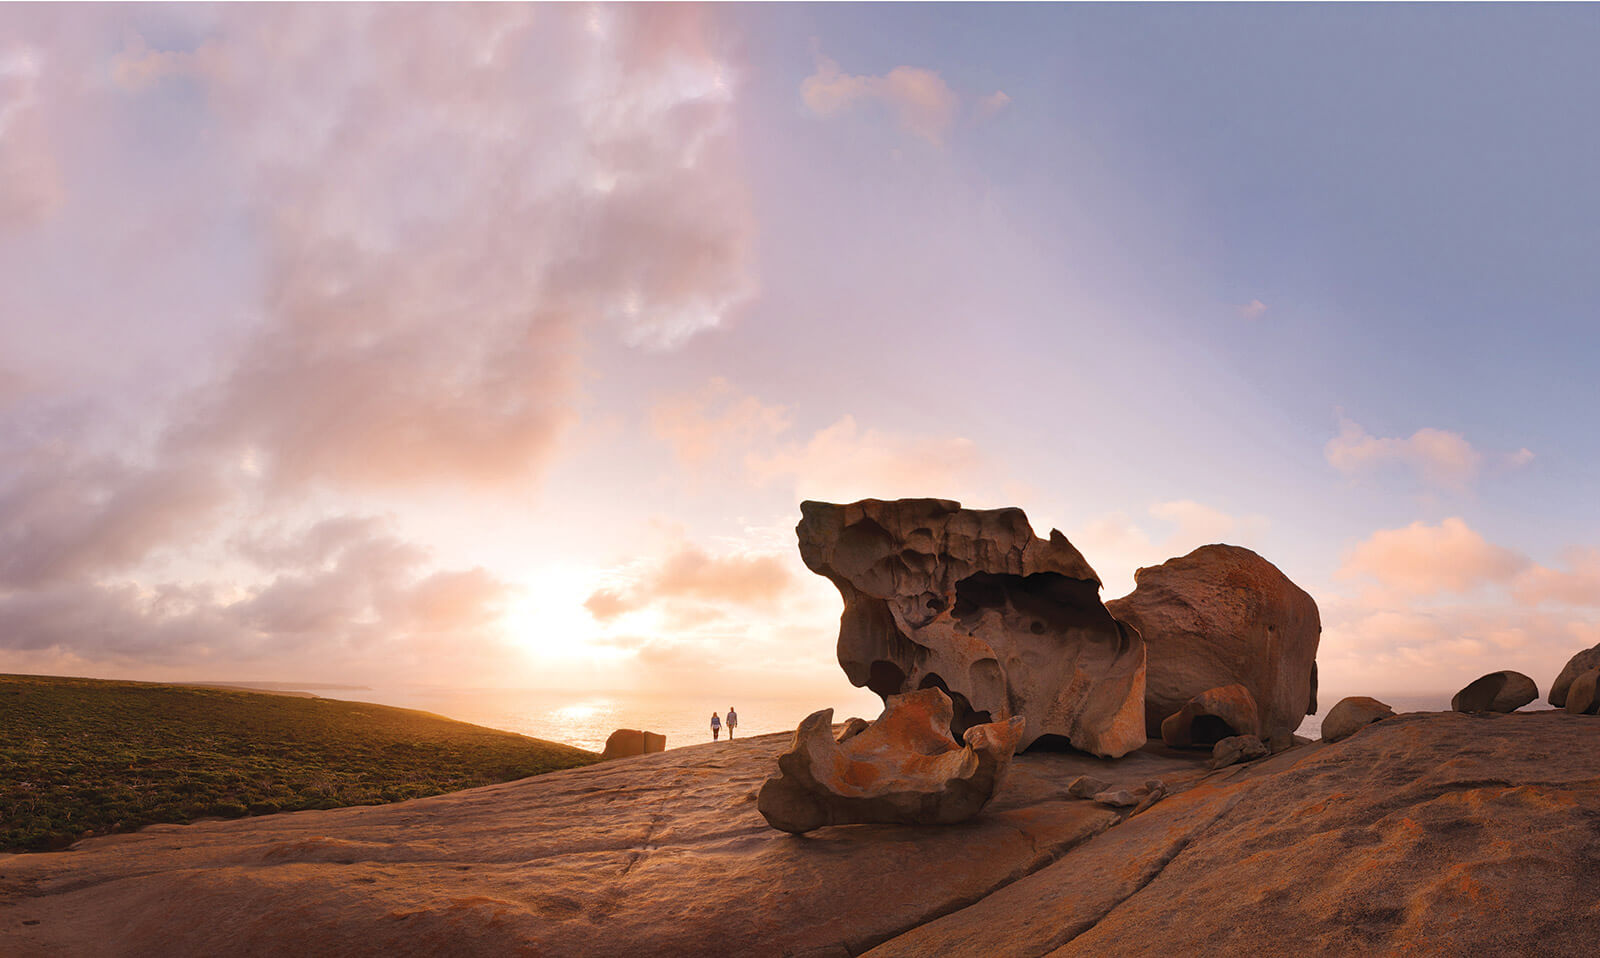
[952,571,1109,635]
[867,660,907,698]
[1189,714,1237,745]
[918,673,992,741]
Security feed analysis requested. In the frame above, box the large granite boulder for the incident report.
[1564,670,1600,715]
[1549,642,1600,707]
[1451,671,1538,713]
[600,729,666,760]
[1321,696,1394,743]
[756,687,1026,834]
[1159,684,1261,748]
[797,498,1146,757]
[1106,544,1320,740]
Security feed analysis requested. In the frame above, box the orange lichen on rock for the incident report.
[757,687,1024,833]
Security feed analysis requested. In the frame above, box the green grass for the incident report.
[0,673,601,853]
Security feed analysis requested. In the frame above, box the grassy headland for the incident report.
[0,673,601,852]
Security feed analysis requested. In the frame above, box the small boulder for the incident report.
[1452,671,1538,713]
[1267,729,1297,754]
[1066,775,1113,799]
[600,729,667,761]
[1549,643,1600,707]
[1160,684,1261,748]
[1092,789,1139,808]
[1209,734,1269,770]
[1564,670,1600,716]
[1321,697,1394,743]
[835,717,871,743]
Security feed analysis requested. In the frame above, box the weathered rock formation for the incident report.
[599,729,666,760]
[1159,684,1260,748]
[1106,544,1320,741]
[1451,670,1538,713]
[1564,669,1600,715]
[1321,695,1394,743]
[797,498,1146,757]
[1549,642,1600,707]
[757,688,1026,834]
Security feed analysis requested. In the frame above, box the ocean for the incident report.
[307,684,887,754]
[294,684,1461,753]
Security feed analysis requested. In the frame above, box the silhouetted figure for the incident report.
[726,706,738,739]
[711,712,721,741]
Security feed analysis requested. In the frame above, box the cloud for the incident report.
[749,414,981,504]
[0,6,760,681]
[975,90,1012,118]
[584,544,792,624]
[1076,500,1269,599]
[0,448,230,589]
[0,514,517,683]
[1315,598,1600,699]
[1337,517,1530,597]
[1324,416,1487,489]
[650,377,791,469]
[801,55,961,145]
[1238,299,1268,320]
[0,44,64,229]
[111,4,758,492]
[1512,547,1600,608]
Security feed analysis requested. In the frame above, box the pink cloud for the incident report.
[0,45,64,230]
[1238,299,1268,320]
[1324,417,1487,489]
[104,4,758,491]
[1337,517,1529,597]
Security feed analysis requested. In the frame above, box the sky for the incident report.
[2,4,1599,705]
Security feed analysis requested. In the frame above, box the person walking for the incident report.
[726,706,738,739]
[711,712,722,741]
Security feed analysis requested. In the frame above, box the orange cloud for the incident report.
[749,414,981,504]
[650,378,790,469]
[1337,518,1529,597]
[585,544,792,624]
[1512,547,1600,608]
[801,55,961,145]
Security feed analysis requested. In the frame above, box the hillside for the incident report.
[0,674,599,852]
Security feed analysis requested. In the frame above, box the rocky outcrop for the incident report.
[1549,642,1600,707]
[1321,696,1394,742]
[1564,669,1600,715]
[756,688,1026,834]
[599,729,666,760]
[1451,671,1538,713]
[1106,544,1320,740]
[8,713,1600,958]
[797,498,1146,757]
[1159,684,1260,748]
[867,711,1600,958]
[0,726,1213,958]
